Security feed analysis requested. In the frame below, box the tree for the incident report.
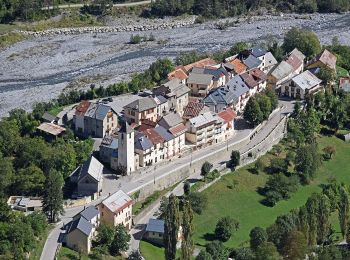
[282,28,321,58]
[256,93,272,120]
[269,157,288,174]
[255,242,281,260]
[128,250,142,260]
[232,247,255,260]
[229,150,240,169]
[110,224,131,256]
[228,42,249,56]
[338,186,350,239]
[254,158,265,174]
[243,97,263,126]
[249,227,267,251]
[181,200,194,260]
[196,250,212,260]
[156,196,169,219]
[183,181,191,196]
[295,143,321,184]
[323,146,336,160]
[188,192,208,214]
[0,156,14,196]
[282,230,307,260]
[317,66,336,86]
[205,241,228,260]
[42,169,64,223]
[164,194,180,260]
[201,161,213,178]
[25,212,48,237]
[14,165,45,196]
[95,223,115,248]
[214,216,239,242]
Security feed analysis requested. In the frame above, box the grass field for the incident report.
[140,241,165,260]
[192,135,350,249]
[48,105,64,116]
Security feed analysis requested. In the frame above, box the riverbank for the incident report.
[0,12,349,117]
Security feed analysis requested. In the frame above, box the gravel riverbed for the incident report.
[0,13,349,117]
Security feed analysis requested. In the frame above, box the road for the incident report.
[42,0,152,10]
[40,100,294,260]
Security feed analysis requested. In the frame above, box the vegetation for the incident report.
[164,194,180,260]
[149,0,350,18]
[229,150,240,170]
[201,161,213,179]
[214,216,240,242]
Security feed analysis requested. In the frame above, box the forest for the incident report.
[150,0,350,17]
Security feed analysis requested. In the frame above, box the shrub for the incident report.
[214,216,239,242]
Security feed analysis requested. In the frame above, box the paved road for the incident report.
[40,100,294,260]
[42,0,152,10]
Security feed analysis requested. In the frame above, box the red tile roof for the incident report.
[250,68,267,82]
[168,67,188,81]
[229,58,248,74]
[183,101,204,120]
[240,72,259,88]
[184,58,217,72]
[169,124,187,136]
[218,108,237,123]
[142,128,165,145]
[286,53,303,71]
[75,100,91,116]
[136,119,157,132]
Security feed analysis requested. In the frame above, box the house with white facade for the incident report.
[281,70,322,99]
[99,190,133,229]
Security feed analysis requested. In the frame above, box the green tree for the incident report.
[196,250,212,260]
[95,223,115,247]
[110,224,131,256]
[243,97,263,126]
[228,42,249,56]
[205,241,228,260]
[256,93,272,120]
[282,28,321,58]
[183,181,191,196]
[317,66,336,86]
[188,192,208,214]
[214,216,239,242]
[0,157,14,196]
[229,150,240,169]
[338,186,350,239]
[255,242,281,260]
[42,169,64,223]
[164,194,180,260]
[201,161,213,178]
[181,200,194,260]
[249,226,267,251]
[25,212,48,237]
[282,230,307,260]
[14,165,45,196]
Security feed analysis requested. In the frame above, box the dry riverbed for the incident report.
[0,13,349,117]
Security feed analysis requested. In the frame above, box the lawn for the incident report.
[58,246,122,260]
[337,65,349,78]
[48,105,65,116]
[140,241,165,260]
[192,135,350,249]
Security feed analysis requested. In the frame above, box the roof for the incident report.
[42,112,56,122]
[153,95,168,105]
[146,219,165,233]
[271,61,294,81]
[314,49,337,70]
[240,73,259,88]
[250,46,267,58]
[183,58,217,72]
[218,108,237,123]
[250,68,267,82]
[191,66,228,81]
[158,113,184,129]
[162,79,190,98]
[124,97,157,112]
[78,206,99,222]
[78,156,103,182]
[75,100,91,116]
[183,101,205,120]
[102,190,132,213]
[168,67,188,81]
[242,55,262,69]
[100,135,118,150]
[37,123,66,136]
[290,48,306,62]
[203,85,239,107]
[265,52,278,68]
[84,103,114,121]
[292,70,322,90]
[187,73,213,85]
[189,111,217,128]
[154,126,175,141]
[142,128,165,145]
[226,75,250,97]
[228,58,248,74]
[168,124,187,136]
[134,132,153,151]
[136,119,157,132]
[66,216,93,236]
[286,53,303,71]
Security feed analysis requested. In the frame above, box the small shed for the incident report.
[344,133,350,142]
[37,122,66,140]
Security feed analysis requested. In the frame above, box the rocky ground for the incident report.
[0,13,349,117]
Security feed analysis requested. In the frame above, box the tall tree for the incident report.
[243,97,263,126]
[249,227,267,251]
[282,230,307,260]
[164,194,180,260]
[42,169,64,223]
[110,224,131,256]
[338,186,350,239]
[181,200,194,260]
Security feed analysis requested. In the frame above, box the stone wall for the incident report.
[18,19,195,37]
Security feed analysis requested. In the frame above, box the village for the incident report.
[9,42,343,258]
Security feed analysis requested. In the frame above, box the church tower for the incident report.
[118,121,135,174]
